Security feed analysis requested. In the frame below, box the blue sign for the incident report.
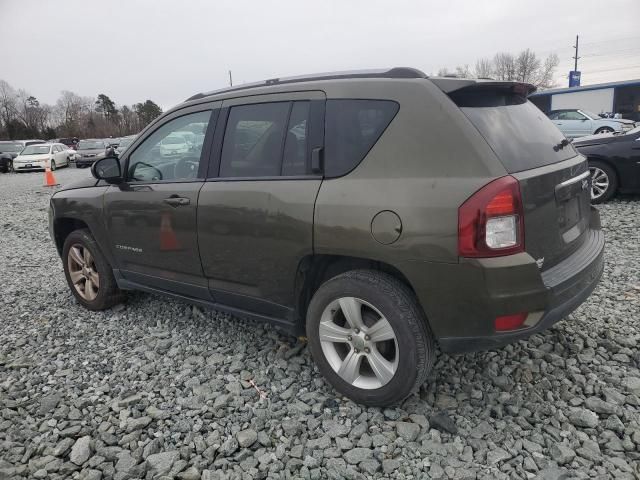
[569,71,581,87]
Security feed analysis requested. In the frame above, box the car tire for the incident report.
[589,160,618,204]
[306,269,435,406]
[50,160,56,171]
[595,127,614,134]
[62,228,124,310]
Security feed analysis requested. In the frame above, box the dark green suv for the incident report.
[49,68,604,406]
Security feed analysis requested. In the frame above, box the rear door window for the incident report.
[449,87,577,173]
[220,101,312,178]
[324,99,399,177]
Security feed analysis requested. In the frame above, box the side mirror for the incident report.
[92,157,122,183]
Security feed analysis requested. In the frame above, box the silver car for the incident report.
[547,109,636,138]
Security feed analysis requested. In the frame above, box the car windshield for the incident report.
[78,141,104,149]
[0,143,23,153]
[21,145,50,155]
[163,136,185,145]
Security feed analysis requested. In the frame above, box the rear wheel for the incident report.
[595,127,614,135]
[589,160,617,204]
[62,229,124,310]
[306,270,434,406]
[50,160,56,171]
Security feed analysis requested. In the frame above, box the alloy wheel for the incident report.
[589,166,609,201]
[319,297,399,389]
[67,244,100,301]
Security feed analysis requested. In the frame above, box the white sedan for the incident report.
[13,143,71,172]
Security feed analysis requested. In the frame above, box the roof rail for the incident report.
[186,67,427,102]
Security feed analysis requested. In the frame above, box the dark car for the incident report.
[56,137,80,150]
[0,141,24,172]
[49,68,604,406]
[573,126,640,203]
[0,139,46,172]
[75,139,109,168]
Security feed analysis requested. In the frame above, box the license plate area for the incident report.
[555,172,590,243]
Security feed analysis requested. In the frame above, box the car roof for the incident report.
[185,67,429,102]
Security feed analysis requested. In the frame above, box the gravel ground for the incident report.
[0,167,639,480]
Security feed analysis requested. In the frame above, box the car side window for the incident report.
[127,110,212,182]
[548,112,560,120]
[324,99,399,178]
[561,111,586,121]
[220,102,291,178]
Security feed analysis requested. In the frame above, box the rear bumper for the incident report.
[398,207,604,354]
[437,212,604,353]
[439,231,603,352]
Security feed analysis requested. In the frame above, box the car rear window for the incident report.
[324,99,399,177]
[449,86,577,173]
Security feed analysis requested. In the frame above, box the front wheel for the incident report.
[62,229,124,310]
[589,160,618,204]
[595,127,614,135]
[306,270,435,406]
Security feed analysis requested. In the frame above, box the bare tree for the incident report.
[0,80,18,134]
[55,90,93,136]
[474,58,493,78]
[492,52,517,81]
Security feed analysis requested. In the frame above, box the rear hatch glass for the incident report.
[447,83,591,270]
[449,86,576,173]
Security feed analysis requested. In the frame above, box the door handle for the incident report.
[163,196,190,207]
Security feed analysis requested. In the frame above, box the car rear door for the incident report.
[197,91,325,320]
[103,103,220,299]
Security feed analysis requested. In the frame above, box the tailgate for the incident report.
[438,80,591,269]
[512,156,592,270]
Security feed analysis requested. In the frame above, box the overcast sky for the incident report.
[1,0,639,110]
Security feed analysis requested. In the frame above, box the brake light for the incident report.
[494,313,527,331]
[458,175,524,257]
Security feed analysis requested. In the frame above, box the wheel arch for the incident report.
[293,254,425,334]
[52,217,91,256]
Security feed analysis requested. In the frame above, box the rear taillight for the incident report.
[494,313,528,331]
[458,175,524,257]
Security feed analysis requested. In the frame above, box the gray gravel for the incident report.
[1,167,639,479]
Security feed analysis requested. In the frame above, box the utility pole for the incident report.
[228,70,233,87]
[572,35,580,71]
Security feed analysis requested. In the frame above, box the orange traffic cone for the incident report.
[159,212,180,251]
[43,160,59,187]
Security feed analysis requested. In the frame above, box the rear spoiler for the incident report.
[429,77,537,96]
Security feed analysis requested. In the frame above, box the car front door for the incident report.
[197,92,325,321]
[104,105,219,299]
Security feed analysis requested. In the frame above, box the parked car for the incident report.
[105,138,120,149]
[0,141,25,172]
[547,109,636,138]
[573,126,640,203]
[54,137,79,150]
[115,135,137,155]
[0,140,48,172]
[49,68,604,406]
[159,134,190,157]
[75,139,109,168]
[14,143,71,171]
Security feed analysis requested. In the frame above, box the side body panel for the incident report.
[313,79,509,338]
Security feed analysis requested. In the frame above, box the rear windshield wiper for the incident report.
[553,139,570,152]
